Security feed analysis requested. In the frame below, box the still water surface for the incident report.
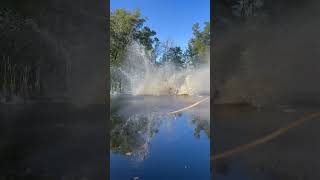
[110,95,210,180]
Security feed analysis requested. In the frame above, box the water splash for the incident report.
[111,41,210,96]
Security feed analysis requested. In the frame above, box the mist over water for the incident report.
[111,41,210,96]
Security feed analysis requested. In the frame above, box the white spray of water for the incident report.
[111,41,210,96]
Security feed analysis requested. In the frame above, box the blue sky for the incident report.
[110,0,210,50]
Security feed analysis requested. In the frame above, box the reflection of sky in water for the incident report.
[110,112,210,180]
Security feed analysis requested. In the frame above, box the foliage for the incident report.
[110,8,210,69]
[110,113,159,159]
[191,116,210,139]
[110,113,209,156]
[152,37,161,61]
[110,9,158,66]
[186,22,210,66]
[110,9,143,65]
[133,26,157,50]
[160,46,184,68]
[109,9,210,95]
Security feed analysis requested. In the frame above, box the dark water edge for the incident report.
[0,103,107,180]
[212,104,320,180]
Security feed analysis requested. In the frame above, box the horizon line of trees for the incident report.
[110,8,210,69]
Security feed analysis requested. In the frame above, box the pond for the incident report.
[110,95,211,180]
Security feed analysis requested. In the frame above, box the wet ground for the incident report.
[212,105,320,180]
[110,95,210,180]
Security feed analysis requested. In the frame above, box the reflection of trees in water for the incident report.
[110,112,162,161]
[110,111,210,161]
[190,114,210,139]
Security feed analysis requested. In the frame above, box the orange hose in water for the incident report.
[168,97,209,114]
[167,97,320,161]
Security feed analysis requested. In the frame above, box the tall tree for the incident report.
[158,40,184,68]
[152,37,161,62]
[166,46,184,68]
[110,9,143,66]
[110,9,158,66]
[186,21,210,65]
[133,26,157,50]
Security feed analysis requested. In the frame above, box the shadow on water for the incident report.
[110,95,210,180]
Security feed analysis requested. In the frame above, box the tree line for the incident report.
[110,9,210,69]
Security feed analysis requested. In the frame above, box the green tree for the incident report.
[152,37,161,62]
[159,42,185,68]
[133,26,157,50]
[167,46,184,67]
[110,9,158,66]
[186,21,210,65]
[110,9,143,65]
